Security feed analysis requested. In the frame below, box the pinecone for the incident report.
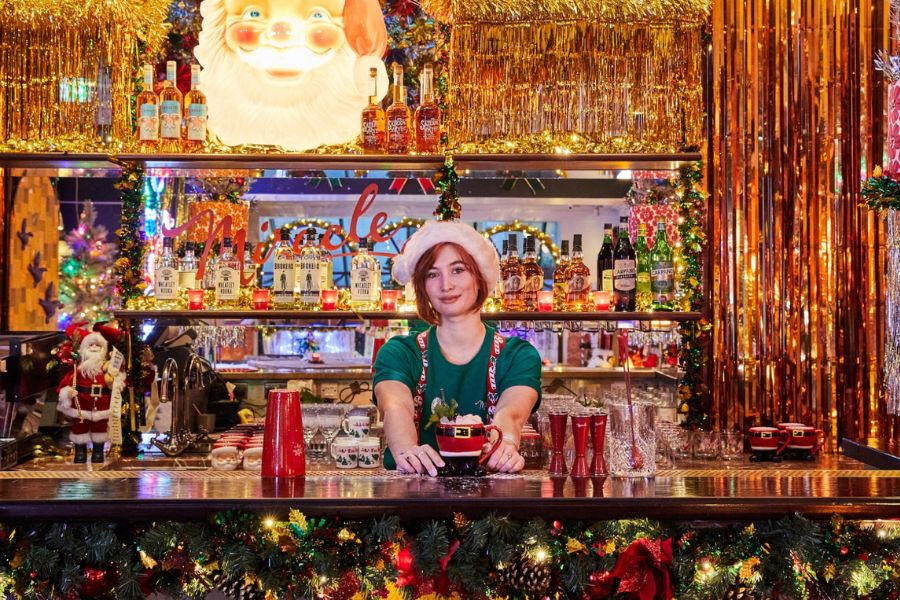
[495,554,553,598]
[211,571,266,600]
[726,585,769,600]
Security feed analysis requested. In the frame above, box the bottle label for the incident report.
[319,259,331,289]
[160,100,181,139]
[178,269,197,290]
[139,104,158,141]
[273,258,295,304]
[187,103,207,141]
[362,114,385,149]
[417,116,440,145]
[156,266,178,300]
[387,116,409,150]
[613,260,636,291]
[523,274,543,294]
[601,269,614,292]
[651,262,675,299]
[298,257,321,303]
[566,274,590,296]
[503,274,523,295]
[351,267,377,301]
[215,267,240,300]
[636,272,652,293]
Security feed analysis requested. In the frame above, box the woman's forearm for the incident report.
[491,386,538,448]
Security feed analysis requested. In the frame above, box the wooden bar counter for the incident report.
[2,454,898,522]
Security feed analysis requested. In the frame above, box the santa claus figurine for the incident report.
[57,328,122,463]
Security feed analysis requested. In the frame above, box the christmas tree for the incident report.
[59,200,118,328]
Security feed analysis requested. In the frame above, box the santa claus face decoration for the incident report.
[194,0,389,150]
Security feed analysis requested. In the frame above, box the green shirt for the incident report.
[373,325,542,469]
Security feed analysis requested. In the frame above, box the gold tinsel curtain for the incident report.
[711,0,894,444]
[420,0,709,153]
[0,0,170,150]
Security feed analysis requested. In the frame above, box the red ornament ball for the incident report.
[840,546,849,555]
[79,565,116,598]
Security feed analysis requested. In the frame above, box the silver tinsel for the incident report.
[886,212,900,415]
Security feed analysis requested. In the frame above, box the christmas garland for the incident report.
[861,166,900,211]
[675,162,711,429]
[433,156,461,221]
[2,513,899,599]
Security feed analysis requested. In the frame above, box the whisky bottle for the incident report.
[495,238,509,300]
[650,220,675,310]
[183,64,207,151]
[565,234,591,310]
[317,233,332,291]
[597,223,614,293]
[521,236,543,311]
[272,228,296,309]
[214,236,241,308]
[553,239,570,309]
[386,63,411,154]
[159,61,183,152]
[635,223,652,311]
[351,238,379,310]
[361,67,386,154]
[136,64,159,151]
[613,216,636,311]
[501,234,525,311]
[155,237,179,308]
[178,241,199,290]
[297,229,321,309]
[414,63,440,153]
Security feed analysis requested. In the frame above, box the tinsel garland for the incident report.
[433,156,461,221]
[3,513,900,599]
[418,0,711,23]
[113,163,149,451]
[676,163,711,429]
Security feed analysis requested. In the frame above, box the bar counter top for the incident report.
[2,454,899,522]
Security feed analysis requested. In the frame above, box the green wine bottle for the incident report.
[635,223,651,311]
[650,220,675,310]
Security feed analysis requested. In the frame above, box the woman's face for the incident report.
[424,245,479,319]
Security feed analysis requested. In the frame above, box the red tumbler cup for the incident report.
[262,389,306,478]
[570,414,591,478]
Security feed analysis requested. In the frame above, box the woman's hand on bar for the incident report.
[482,439,525,473]
[395,444,445,477]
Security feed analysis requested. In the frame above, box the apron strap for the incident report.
[412,329,507,431]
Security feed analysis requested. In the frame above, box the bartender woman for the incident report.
[374,220,542,476]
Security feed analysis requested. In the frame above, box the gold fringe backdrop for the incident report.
[0,0,170,152]
[419,0,709,154]
[711,0,894,444]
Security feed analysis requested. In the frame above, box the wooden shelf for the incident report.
[0,151,702,172]
[112,309,703,324]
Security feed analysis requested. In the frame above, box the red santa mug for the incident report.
[747,426,789,453]
[435,422,503,464]
[776,423,825,454]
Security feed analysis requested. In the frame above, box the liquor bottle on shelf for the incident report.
[635,223,652,311]
[214,236,241,308]
[553,239,570,309]
[350,238,380,310]
[317,233,333,292]
[297,229,321,309]
[521,236,543,311]
[136,64,159,152]
[613,216,636,311]
[650,220,675,310]
[155,237,179,308]
[501,234,524,311]
[386,63,411,154]
[243,243,260,288]
[361,67,386,153]
[183,64,207,151]
[272,228,296,309]
[597,223,614,293]
[159,61,183,153]
[565,234,591,310]
[495,238,509,300]
[414,63,440,153]
[178,241,199,290]
[202,249,218,291]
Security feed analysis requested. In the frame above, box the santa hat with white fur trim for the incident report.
[79,331,108,354]
[391,220,500,288]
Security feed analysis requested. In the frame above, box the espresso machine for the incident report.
[0,332,63,468]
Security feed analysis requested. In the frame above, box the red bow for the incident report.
[609,538,674,600]
[395,544,419,588]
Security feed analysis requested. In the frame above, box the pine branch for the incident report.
[414,521,449,576]
[370,515,402,543]
[220,542,260,575]
[562,554,594,593]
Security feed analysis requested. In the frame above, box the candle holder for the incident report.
[321,289,338,310]
[570,413,591,477]
[252,289,270,310]
[537,290,554,312]
[548,412,568,475]
[187,289,205,310]
[594,290,612,311]
[381,289,401,311]
[590,413,608,476]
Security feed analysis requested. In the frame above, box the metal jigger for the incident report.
[571,414,591,477]
[590,413,608,476]
[548,412,569,475]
